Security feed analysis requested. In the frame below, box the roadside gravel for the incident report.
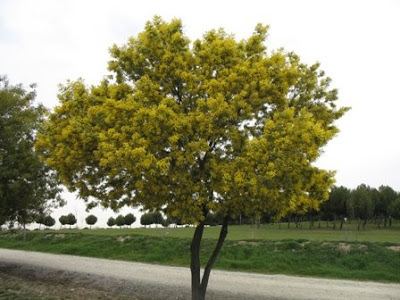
[1,248,399,300]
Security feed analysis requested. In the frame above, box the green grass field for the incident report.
[1,224,399,283]
[58,223,400,243]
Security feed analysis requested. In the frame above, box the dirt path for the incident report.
[1,248,399,300]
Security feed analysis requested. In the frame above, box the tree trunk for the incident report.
[340,218,344,231]
[23,223,26,241]
[190,217,229,300]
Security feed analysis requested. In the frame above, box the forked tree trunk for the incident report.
[190,217,229,300]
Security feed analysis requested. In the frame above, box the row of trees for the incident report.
[107,213,136,228]
[226,184,400,230]
[317,184,400,229]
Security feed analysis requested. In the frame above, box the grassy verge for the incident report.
[0,230,399,283]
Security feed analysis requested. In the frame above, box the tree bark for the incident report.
[190,216,229,300]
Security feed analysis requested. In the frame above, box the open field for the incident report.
[54,223,400,243]
[1,224,399,283]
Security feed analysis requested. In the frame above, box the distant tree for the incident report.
[66,213,77,229]
[321,186,351,230]
[115,215,125,228]
[140,213,153,227]
[36,213,46,230]
[378,186,397,227]
[107,217,116,227]
[351,184,374,230]
[389,197,400,221]
[85,214,97,229]
[204,212,219,226]
[43,215,55,228]
[164,215,183,228]
[151,211,164,227]
[59,215,68,228]
[0,215,5,228]
[124,213,136,227]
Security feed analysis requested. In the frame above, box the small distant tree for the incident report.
[389,197,400,221]
[0,216,5,229]
[321,186,351,230]
[115,215,125,228]
[107,217,116,227]
[66,213,77,229]
[59,215,68,228]
[124,213,136,227]
[36,214,46,230]
[85,214,97,229]
[43,215,55,228]
[378,185,397,227]
[140,213,153,227]
[351,184,374,230]
[152,211,164,227]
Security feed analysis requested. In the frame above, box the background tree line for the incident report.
[228,184,400,230]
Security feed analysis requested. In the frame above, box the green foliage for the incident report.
[350,184,374,222]
[377,186,397,217]
[0,76,63,226]
[85,214,97,227]
[124,213,136,227]
[115,215,125,227]
[321,186,350,220]
[37,17,348,224]
[43,216,55,228]
[107,217,115,227]
[140,213,153,226]
[59,215,68,226]
[389,198,400,219]
[66,213,77,227]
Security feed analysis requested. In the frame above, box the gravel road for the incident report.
[0,248,399,300]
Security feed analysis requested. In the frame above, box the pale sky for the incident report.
[1,0,399,228]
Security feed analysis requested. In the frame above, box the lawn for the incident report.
[0,224,399,283]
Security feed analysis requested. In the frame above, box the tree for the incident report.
[107,217,116,227]
[0,76,63,232]
[36,17,348,300]
[151,211,164,227]
[36,213,46,230]
[124,213,136,227]
[321,186,351,229]
[377,185,397,227]
[59,215,68,228]
[66,213,77,229]
[43,215,55,228]
[351,184,374,229]
[140,213,153,227]
[85,214,97,229]
[389,197,400,220]
[115,214,125,228]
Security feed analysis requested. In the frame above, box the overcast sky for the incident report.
[1,0,399,227]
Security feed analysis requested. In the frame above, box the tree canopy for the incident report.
[0,76,63,227]
[36,17,348,300]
